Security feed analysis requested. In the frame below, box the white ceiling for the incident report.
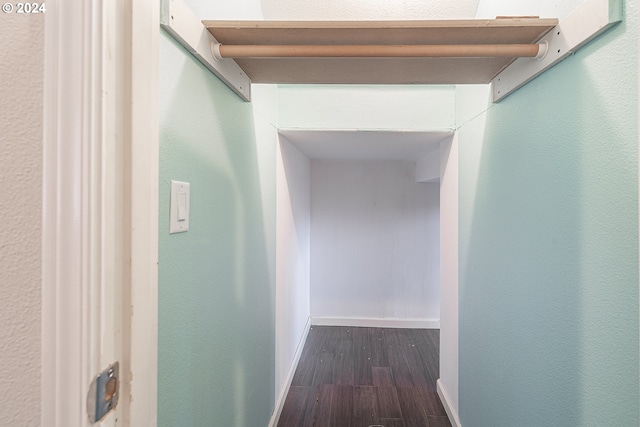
[279,129,452,161]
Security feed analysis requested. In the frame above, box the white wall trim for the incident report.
[128,0,160,425]
[43,1,111,425]
[437,379,462,427]
[42,1,159,425]
[311,317,440,329]
[269,317,312,427]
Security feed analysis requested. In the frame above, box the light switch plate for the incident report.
[170,180,190,234]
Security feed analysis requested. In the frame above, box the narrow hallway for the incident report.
[278,326,450,427]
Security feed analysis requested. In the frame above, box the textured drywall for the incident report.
[275,135,311,401]
[310,160,440,320]
[261,0,479,20]
[0,12,43,426]
[158,29,278,427]
[458,0,639,425]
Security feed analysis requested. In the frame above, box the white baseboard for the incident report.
[269,316,312,427]
[311,316,440,329]
[437,379,462,427]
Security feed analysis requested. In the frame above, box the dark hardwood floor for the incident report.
[277,326,452,427]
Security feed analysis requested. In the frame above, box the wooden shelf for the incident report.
[163,0,619,101]
[203,19,558,85]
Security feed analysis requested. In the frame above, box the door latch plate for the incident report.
[87,362,119,423]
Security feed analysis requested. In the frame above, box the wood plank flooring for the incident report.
[277,326,451,427]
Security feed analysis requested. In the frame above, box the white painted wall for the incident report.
[278,85,456,131]
[186,0,263,19]
[275,135,311,401]
[475,0,583,19]
[310,160,440,322]
[261,0,479,20]
[0,11,44,425]
[438,135,460,426]
[416,148,441,183]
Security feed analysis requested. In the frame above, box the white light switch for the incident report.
[170,180,190,234]
[177,193,187,221]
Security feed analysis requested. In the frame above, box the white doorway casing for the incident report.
[42,1,159,425]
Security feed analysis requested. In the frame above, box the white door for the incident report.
[42,1,159,425]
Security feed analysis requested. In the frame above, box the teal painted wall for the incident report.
[158,32,277,426]
[458,2,639,426]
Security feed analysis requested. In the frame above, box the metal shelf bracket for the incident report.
[160,0,252,102]
[491,0,622,102]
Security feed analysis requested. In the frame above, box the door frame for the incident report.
[42,1,159,425]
